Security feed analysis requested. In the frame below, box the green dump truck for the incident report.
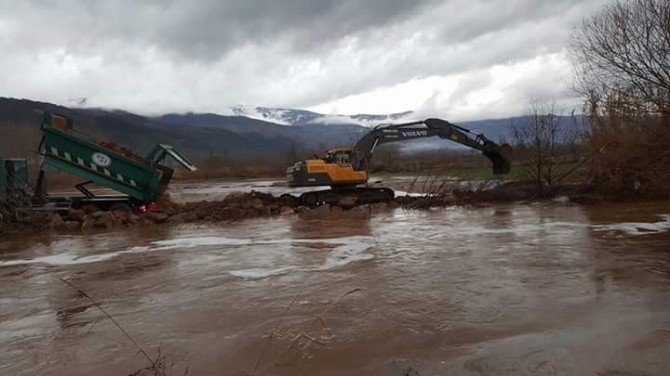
[1,113,196,217]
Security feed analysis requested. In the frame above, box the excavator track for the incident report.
[299,187,394,208]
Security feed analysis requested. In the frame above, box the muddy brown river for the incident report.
[1,182,669,375]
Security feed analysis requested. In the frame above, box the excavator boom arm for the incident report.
[353,118,511,174]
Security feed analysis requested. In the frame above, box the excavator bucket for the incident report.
[484,143,513,175]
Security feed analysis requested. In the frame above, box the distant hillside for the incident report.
[157,112,366,151]
[0,97,581,160]
[0,98,366,159]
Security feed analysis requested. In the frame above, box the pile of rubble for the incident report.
[0,192,286,233]
[1,191,400,234]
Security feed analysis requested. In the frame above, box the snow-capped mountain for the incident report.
[230,105,413,127]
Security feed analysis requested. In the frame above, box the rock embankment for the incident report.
[2,191,399,234]
[0,192,289,233]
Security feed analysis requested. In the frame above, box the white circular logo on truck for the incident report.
[92,152,112,167]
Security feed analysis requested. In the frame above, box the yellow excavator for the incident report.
[286,118,512,206]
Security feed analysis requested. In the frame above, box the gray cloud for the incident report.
[0,0,609,118]
[5,0,436,59]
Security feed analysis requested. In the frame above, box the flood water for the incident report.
[1,184,670,375]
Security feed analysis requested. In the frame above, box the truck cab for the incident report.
[0,158,29,197]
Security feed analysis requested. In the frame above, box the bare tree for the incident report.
[571,0,670,116]
[513,102,572,189]
[571,0,670,193]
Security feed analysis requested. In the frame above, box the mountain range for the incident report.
[230,105,413,127]
[0,97,581,160]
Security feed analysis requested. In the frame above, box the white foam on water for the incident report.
[229,267,292,279]
[0,236,254,268]
[141,236,254,250]
[393,190,428,197]
[455,221,586,236]
[0,235,376,269]
[592,214,670,237]
[319,240,375,270]
[0,252,120,267]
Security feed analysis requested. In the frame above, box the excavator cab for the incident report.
[323,149,349,164]
[324,148,368,171]
[286,148,368,187]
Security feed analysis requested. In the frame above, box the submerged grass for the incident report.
[58,278,188,376]
[251,287,363,374]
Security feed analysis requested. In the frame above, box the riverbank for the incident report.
[2,177,669,237]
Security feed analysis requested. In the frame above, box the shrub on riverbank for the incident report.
[571,0,670,195]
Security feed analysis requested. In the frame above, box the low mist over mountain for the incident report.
[0,97,580,160]
[230,105,413,127]
[0,98,367,158]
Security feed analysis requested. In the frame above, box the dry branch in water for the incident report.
[58,278,187,376]
[251,294,301,374]
[398,172,455,209]
[251,288,362,374]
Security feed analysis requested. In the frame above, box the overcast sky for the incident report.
[0,0,608,120]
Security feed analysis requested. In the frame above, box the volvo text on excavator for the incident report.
[286,118,512,207]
